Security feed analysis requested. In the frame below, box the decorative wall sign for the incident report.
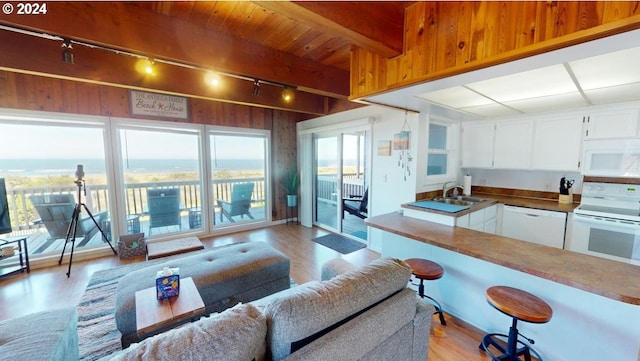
[393,131,410,150]
[129,90,189,119]
[377,141,392,156]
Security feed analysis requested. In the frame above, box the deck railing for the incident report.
[316,174,366,205]
[4,177,266,235]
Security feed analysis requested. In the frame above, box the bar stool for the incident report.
[404,258,446,325]
[480,286,553,361]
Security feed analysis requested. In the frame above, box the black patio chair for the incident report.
[343,188,368,219]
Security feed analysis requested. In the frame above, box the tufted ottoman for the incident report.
[115,242,290,347]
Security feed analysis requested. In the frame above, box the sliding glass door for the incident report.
[313,129,368,240]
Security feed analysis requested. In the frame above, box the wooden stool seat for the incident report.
[404,258,444,280]
[486,286,553,324]
[480,286,553,361]
[404,258,446,326]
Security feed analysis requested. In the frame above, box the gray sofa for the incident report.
[0,307,78,361]
[103,257,435,361]
[115,242,291,347]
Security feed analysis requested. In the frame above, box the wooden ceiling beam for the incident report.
[257,1,404,58]
[0,2,349,99]
[0,30,337,116]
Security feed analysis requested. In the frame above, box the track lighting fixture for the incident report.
[205,71,220,87]
[282,87,295,103]
[253,79,261,96]
[61,38,74,64]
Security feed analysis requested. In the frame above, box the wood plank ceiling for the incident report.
[0,1,409,116]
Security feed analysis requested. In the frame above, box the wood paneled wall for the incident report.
[350,1,640,99]
[0,70,301,220]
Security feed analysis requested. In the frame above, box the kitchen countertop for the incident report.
[365,212,640,305]
[403,193,579,217]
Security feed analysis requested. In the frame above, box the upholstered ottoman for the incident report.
[0,307,79,361]
[115,242,290,347]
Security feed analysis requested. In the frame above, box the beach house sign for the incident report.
[130,90,189,119]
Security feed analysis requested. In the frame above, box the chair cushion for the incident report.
[107,303,267,361]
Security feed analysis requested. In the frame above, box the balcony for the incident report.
[2,178,266,257]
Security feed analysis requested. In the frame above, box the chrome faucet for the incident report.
[442,181,464,198]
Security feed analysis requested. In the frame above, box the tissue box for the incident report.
[118,233,146,259]
[156,267,180,300]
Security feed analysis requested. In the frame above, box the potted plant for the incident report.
[281,167,299,207]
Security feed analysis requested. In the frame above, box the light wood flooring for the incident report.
[0,224,494,361]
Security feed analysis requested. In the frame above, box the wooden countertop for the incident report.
[366,212,640,305]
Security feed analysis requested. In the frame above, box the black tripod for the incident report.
[58,179,117,277]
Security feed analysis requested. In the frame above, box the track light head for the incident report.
[282,87,295,103]
[61,38,74,64]
[253,79,261,96]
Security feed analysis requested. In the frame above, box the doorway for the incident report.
[313,129,368,240]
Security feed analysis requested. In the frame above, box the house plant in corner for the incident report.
[281,167,299,207]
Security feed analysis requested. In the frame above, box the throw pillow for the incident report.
[109,303,266,361]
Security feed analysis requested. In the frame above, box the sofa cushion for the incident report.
[0,307,78,361]
[261,257,412,360]
[108,303,267,361]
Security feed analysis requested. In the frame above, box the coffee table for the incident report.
[146,236,204,260]
[135,277,205,338]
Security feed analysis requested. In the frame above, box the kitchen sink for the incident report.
[431,196,487,206]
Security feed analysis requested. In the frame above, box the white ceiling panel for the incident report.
[570,47,640,90]
[584,83,640,105]
[416,86,493,108]
[459,103,520,118]
[466,64,578,102]
[505,92,588,113]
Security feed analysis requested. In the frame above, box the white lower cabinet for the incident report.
[456,204,497,234]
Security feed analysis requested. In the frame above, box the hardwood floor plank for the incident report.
[0,224,494,361]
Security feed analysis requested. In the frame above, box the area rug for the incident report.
[312,233,366,254]
[77,259,167,361]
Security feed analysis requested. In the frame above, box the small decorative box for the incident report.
[156,267,180,300]
[118,233,146,259]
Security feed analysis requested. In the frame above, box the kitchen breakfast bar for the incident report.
[366,212,640,361]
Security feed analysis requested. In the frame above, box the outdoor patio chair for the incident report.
[29,194,102,250]
[343,188,368,219]
[147,188,181,235]
[217,182,255,222]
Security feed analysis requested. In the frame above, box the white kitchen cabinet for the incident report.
[456,204,497,234]
[585,107,640,139]
[461,122,495,168]
[493,119,534,169]
[532,114,584,171]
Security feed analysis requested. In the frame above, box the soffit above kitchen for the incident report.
[364,28,640,121]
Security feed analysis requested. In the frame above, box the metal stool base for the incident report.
[415,277,446,326]
[479,319,543,361]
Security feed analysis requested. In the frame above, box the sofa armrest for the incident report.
[320,258,357,281]
[413,297,436,361]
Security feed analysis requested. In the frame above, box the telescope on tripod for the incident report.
[59,164,117,277]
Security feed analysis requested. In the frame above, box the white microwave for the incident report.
[581,138,640,177]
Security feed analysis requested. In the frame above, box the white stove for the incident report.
[570,182,640,265]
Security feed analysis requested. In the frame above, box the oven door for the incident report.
[571,213,640,265]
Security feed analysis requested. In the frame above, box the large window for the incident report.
[0,109,273,265]
[0,116,110,257]
[209,130,269,226]
[116,124,203,238]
